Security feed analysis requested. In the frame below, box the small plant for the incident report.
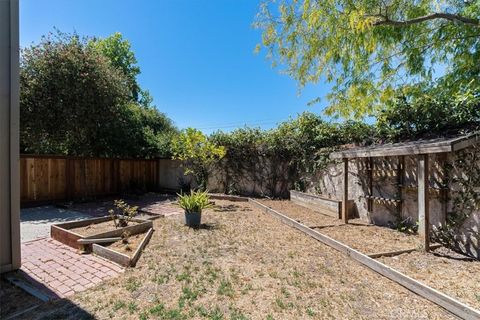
[108,199,138,228]
[395,217,418,235]
[177,190,212,214]
[121,231,132,251]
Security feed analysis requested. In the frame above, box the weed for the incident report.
[208,306,224,320]
[176,271,192,283]
[112,301,126,311]
[178,286,199,308]
[127,302,138,314]
[217,279,234,297]
[125,277,141,292]
[280,287,290,298]
[240,283,253,295]
[275,298,286,310]
[153,273,170,284]
[265,315,274,320]
[306,307,316,317]
[149,303,187,320]
[149,303,165,316]
[230,309,249,320]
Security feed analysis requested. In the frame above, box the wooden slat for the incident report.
[342,158,349,223]
[418,154,430,251]
[20,155,162,205]
[249,199,480,320]
[330,132,479,159]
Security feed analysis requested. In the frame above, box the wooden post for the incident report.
[342,158,349,223]
[367,157,373,213]
[417,154,430,251]
[397,156,405,221]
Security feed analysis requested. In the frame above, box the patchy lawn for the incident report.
[31,200,455,319]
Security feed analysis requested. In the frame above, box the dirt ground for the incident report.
[0,277,42,319]
[106,232,147,256]
[26,199,458,319]
[69,220,141,237]
[379,247,480,310]
[261,200,421,254]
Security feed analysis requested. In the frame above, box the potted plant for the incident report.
[177,190,212,227]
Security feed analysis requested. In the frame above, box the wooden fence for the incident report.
[20,155,160,205]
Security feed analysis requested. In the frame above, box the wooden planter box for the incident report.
[51,216,153,250]
[289,190,356,219]
[92,228,154,267]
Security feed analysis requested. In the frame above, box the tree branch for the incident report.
[373,13,479,27]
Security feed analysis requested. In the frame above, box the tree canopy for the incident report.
[20,31,176,158]
[89,32,142,102]
[255,0,480,118]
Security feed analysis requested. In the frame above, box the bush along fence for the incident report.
[20,154,160,206]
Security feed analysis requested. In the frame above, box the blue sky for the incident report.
[20,0,332,134]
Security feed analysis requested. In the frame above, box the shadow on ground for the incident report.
[1,272,94,320]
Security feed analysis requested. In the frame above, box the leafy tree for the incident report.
[89,32,141,102]
[21,31,130,156]
[20,31,177,158]
[255,0,480,118]
[172,128,226,191]
[377,89,480,141]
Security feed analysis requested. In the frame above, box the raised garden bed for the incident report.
[289,190,355,219]
[51,216,152,250]
[93,228,154,267]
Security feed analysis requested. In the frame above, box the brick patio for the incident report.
[21,238,124,298]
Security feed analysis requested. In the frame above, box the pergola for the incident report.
[330,132,479,251]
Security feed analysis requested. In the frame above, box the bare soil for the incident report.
[0,277,42,319]
[69,220,140,237]
[261,200,421,254]
[29,200,458,319]
[105,232,146,256]
[379,247,480,310]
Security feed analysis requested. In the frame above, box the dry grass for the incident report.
[379,247,480,310]
[261,200,421,254]
[31,200,455,319]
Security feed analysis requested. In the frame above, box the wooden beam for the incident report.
[249,199,480,320]
[330,132,479,159]
[77,237,122,244]
[367,157,373,213]
[417,154,430,251]
[342,158,349,223]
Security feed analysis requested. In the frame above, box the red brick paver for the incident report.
[21,238,124,298]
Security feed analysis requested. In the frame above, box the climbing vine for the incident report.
[209,113,374,198]
[433,145,480,248]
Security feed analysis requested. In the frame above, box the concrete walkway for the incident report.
[21,206,93,242]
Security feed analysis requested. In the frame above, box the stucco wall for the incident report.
[304,149,479,258]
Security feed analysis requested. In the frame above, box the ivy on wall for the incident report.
[433,145,480,248]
